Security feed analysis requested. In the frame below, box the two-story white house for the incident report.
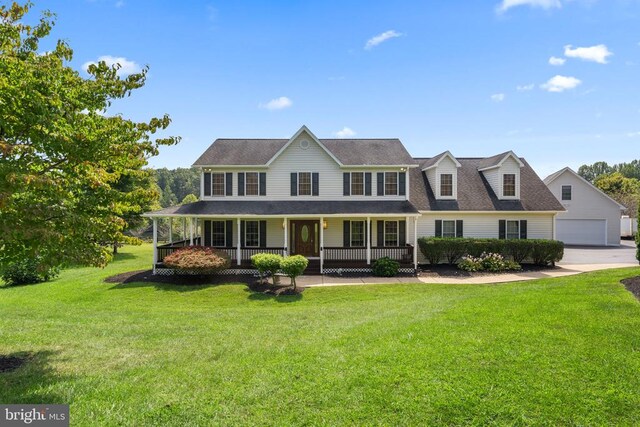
[144,126,564,274]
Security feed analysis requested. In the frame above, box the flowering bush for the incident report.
[458,252,520,273]
[163,246,231,274]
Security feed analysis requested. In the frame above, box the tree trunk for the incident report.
[113,243,118,255]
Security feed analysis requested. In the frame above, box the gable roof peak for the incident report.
[477,150,524,171]
[421,150,462,170]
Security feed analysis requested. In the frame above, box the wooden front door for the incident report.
[290,220,319,257]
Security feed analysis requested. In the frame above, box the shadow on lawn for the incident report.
[105,270,253,292]
[243,287,303,303]
[109,281,227,292]
[0,350,69,404]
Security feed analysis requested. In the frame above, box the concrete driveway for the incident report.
[559,240,638,265]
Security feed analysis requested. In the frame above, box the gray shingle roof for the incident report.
[192,138,417,167]
[412,157,564,211]
[476,151,511,170]
[418,151,448,169]
[146,200,420,217]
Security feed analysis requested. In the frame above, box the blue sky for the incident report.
[32,0,640,176]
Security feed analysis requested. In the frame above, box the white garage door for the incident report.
[556,219,606,246]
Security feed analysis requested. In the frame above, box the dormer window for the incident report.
[503,174,516,197]
[440,174,453,197]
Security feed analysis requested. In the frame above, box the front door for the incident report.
[290,220,319,257]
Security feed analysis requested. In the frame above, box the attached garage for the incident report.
[556,219,606,246]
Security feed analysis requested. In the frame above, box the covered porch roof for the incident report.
[144,200,421,218]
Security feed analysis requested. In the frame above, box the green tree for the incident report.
[180,194,198,205]
[0,2,179,271]
[594,173,640,217]
[577,161,613,182]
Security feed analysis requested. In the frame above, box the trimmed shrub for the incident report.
[163,246,231,274]
[530,240,564,266]
[440,239,469,265]
[464,239,507,258]
[280,255,308,290]
[504,239,533,264]
[1,257,59,286]
[251,253,284,284]
[417,238,444,265]
[372,257,400,277]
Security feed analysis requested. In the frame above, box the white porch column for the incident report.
[168,219,173,244]
[283,217,288,256]
[236,218,242,266]
[152,218,158,274]
[189,217,194,245]
[413,217,418,270]
[366,217,371,265]
[319,216,324,274]
[182,218,186,242]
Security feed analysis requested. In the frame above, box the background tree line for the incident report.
[577,160,640,217]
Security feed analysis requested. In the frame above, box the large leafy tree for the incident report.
[593,173,640,217]
[0,2,179,270]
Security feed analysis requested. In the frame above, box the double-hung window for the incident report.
[503,174,516,197]
[442,220,456,238]
[351,172,364,196]
[244,221,259,247]
[561,185,572,201]
[212,221,226,247]
[298,172,312,196]
[440,174,453,197]
[245,172,259,196]
[384,221,398,246]
[506,220,520,240]
[212,173,225,196]
[351,221,365,247]
[385,172,398,196]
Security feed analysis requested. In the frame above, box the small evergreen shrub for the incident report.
[251,253,284,284]
[417,238,444,264]
[280,255,308,290]
[1,257,59,286]
[372,257,400,277]
[504,239,533,264]
[163,246,231,273]
[530,240,564,266]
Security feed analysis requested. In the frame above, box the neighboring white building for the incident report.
[544,167,625,246]
[145,126,565,273]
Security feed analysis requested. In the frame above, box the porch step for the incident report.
[304,259,321,275]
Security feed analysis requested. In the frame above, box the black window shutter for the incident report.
[377,221,384,247]
[456,220,463,238]
[225,220,233,248]
[225,173,233,196]
[377,173,384,196]
[238,173,245,196]
[365,173,372,196]
[520,220,528,239]
[312,173,319,196]
[204,172,211,196]
[290,173,297,196]
[399,220,406,246]
[204,220,212,246]
[435,220,442,237]
[498,220,506,240]
[343,173,350,196]
[259,172,266,196]
[343,221,350,247]
[399,172,406,196]
[259,220,267,248]
[240,220,245,247]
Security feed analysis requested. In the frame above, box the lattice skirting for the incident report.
[322,267,416,275]
[154,267,258,276]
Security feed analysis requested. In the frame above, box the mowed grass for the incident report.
[1,245,640,425]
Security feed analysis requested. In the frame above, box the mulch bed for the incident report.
[621,276,640,300]
[0,354,29,373]
[417,264,555,278]
[104,270,254,286]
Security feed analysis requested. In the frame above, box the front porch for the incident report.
[150,215,419,275]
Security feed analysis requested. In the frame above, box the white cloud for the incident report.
[491,93,506,102]
[364,30,403,50]
[496,0,561,14]
[549,56,566,66]
[334,127,357,138]
[627,131,640,137]
[540,75,582,92]
[259,96,293,111]
[564,44,612,64]
[115,0,124,7]
[83,55,141,76]
[516,83,535,91]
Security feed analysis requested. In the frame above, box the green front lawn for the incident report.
[1,244,640,425]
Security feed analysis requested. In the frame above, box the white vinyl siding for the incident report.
[546,169,622,246]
